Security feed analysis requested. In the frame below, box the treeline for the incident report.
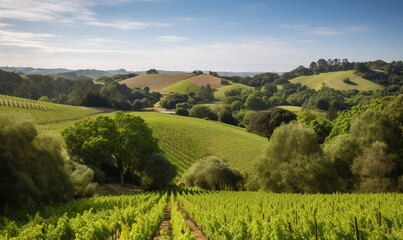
[0,70,159,110]
[179,95,403,193]
[222,59,403,89]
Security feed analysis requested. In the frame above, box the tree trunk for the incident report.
[117,159,125,185]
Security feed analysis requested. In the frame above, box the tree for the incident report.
[189,105,217,120]
[62,112,160,185]
[140,153,177,190]
[247,108,297,140]
[146,69,159,74]
[182,156,243,190]
[218,108,238,126]
[192,70,203,75]
[310,117,333,144]
[351,141,399,192]
[309,61,318,74]
[0,113,73,212]
[257,122,338,193]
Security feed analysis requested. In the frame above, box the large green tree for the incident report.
[257,122,338,193]
[247,108,297,140]
[62,112,161,185]
[0,113,73,212]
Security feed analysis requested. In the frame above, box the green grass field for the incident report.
[160,80,201,94]
[0,94,102,124]
[290,70,382,91]
[214,83,253,100]
[276,105,302,113]
[119,73,196,91]
[132,112,267,174]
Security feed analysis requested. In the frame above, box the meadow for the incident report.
[290,70,382,91]
[0,94,101,124]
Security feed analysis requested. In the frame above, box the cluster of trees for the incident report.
[0,70,161,110]
[62,112,177,189]
[160,84,214,116]
[0,113,96,213]
[247,95,403,193]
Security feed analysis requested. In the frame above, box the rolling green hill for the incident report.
[290,70,382,91]
[120,73,196,91]
[0,94,102,124]
[161,80,201,94]
[214,83,253,100]
[132,112,267,174]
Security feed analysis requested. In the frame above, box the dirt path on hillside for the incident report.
[178,204,208,240]
[153,198,172,240]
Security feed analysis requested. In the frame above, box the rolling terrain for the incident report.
[290,70,382,91]
[120,73,252,101]
[133,112,268,174]
[0,95,266,175]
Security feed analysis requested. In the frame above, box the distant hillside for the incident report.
[214,83,253,100]
[0,67,131,80]
[161,80,201,94]
[120,73,230,92]
[290,70,382,91]
[120,73,196,91]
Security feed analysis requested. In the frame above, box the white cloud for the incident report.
[0,29,54,49]
[283,24,367,36]
[310,27,342,36]
[154,35,188,42]
[0,22,12,27]
[0,0,170,30]
[179,17,194,22]
[0,0,94,23]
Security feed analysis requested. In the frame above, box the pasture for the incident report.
[290,70,382,91]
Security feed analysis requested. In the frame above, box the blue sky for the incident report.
[0,0,402,72]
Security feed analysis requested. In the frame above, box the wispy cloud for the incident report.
[179,17,194,22]
[283,24,367,36]
[0,0,94,23]
[310,27,342,36]
[0,22,12,28]
[154,35,187,42]
[87,20,169,30]
[0,29,55,50]
[0,0,170,30]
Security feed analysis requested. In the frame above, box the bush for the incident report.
[140,153,177,190]
[182,156,243,190]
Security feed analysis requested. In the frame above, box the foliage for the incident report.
[257,122,338,193]
[247,108,297,140]
[140,153,177,190]
[0,113,73,212]
[177,192,403,239]
[62,112,162,186]
[352,141,399,192]
[189,105,217,120]
[146,69,159,74]
[182,156,244,190]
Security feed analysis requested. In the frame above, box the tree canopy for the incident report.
[0,113,73,212]
[182,156,243,190]
[247,108,297,140]
[62,112,169,186]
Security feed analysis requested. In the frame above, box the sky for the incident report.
[0,0,402,72]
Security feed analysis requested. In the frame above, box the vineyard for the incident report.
[2,191,402,239]
[0,94,102,124]
[132,112,268,174]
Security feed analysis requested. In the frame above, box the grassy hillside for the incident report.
[119,73,196,91]
[132,112,267,174]
[186,75,224,89]
[214,83,253,100]
[290,70,382,91]
[160,80,201,94]
[0,94,102,124]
